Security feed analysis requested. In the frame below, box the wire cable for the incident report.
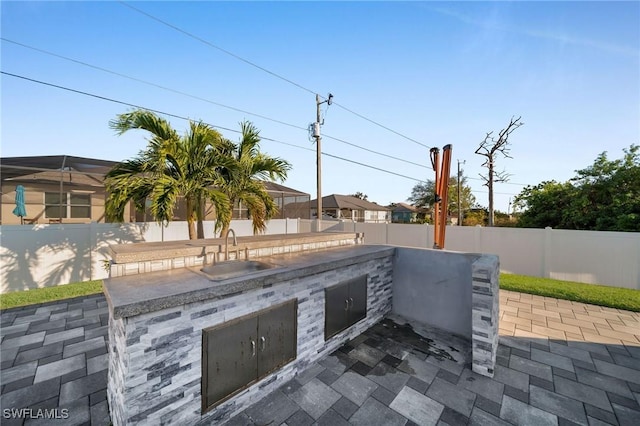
[1,71,426,182]
[2,38,430,170]
[117,1,428,149]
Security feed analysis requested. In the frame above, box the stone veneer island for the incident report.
[103,232,499,425]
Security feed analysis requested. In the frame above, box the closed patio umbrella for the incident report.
[12,185,27,224]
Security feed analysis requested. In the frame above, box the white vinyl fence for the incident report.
[336,222,640,290]
[0,219,299,293]
[2,219,638,293]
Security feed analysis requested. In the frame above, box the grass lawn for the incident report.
[0,280,103,310]
[500,273,640,312]
[1,275,639,313]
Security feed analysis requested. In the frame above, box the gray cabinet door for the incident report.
[258,300,297,377]
[348,275,367,325]
[202,315,258,411]
[325,282,350,340]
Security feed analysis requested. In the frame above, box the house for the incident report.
[391,202,427,223]
[309,194,390,223]
[0,155,310,225]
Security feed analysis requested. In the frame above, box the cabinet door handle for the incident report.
[250,339,256,357]
[344,299,350,311]
[349,297,354,309]
[260,336,266,352]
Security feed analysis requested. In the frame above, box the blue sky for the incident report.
[2,1,638,213]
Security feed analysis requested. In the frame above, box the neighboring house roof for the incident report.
[309,194,391,211]
[392,202,419,213]
[262,182,309,196]
[1,155,307,195]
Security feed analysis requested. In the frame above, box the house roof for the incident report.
[392,202,419,213]
[0,155,308,195]
[309,194,391,211]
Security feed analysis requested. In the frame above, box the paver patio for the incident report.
[1,289,639,425]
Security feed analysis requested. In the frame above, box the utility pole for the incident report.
[457,159,465,226]
[313,93,332,231]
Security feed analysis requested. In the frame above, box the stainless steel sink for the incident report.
[200,260,278,281]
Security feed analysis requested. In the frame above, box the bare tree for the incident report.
[475,116,523,226]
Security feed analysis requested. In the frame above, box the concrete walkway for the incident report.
[1,290,639,425]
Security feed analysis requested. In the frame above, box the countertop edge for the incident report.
[108,245,395,319]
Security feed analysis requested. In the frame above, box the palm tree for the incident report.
[218,121,291,236]
[105,110,231,239]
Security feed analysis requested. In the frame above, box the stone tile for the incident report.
[1,361,38,386]
[372,385,397,406]
[440,406,469,425]
[13,342,63,366]
[397,353,439,384]
[42,328,84,346]
[574,367,634,400]
[315,408,349,426]
[530,376,554,392]
[59,370,107,405]
[349,344,386,368]
[530,385,588,425]
[612,403,640,426]
[316,368,340,386]
[331,371,378,406]
[33,353,85,383]
[554,376,612,412]
[584,403,619,425]
[499,336,531,352]
[351,397,407,426]
[367,362,410,394]
[319,352,356,376]
[493,364,530,392]
[500,394,558,426]
[531,348,576,372]
[510,354,553,382]
[1,331,46,350]
[295,363,324,385]
[593,359,640,385]
[608,392,640,411]
[425,377,476,417]
[286,409,314,426]
[350,361,373,376]
[406,376,429,394]
[566,341,611,357]
[610,353,640,372]
[474,394,502,418]
[435,369,460,385]
[289,378,341,420]
[469,407,512,426]
[459,368,505,404]
[90,399,111,426]
[62,336,106,359]
[89,389,107,406]
[0,377,61,409]
[244,390,299,426]
[331,396,358,420]
[504,385,529,404]
[87,353,108,375]
[390,386,444,425]
[549,342,594,364]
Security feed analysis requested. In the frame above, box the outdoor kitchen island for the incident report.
[103,234,499,425]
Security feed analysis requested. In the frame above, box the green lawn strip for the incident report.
[500,273,640,312]
[0,280,104,310]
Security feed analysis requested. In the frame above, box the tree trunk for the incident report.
[196,195,205,239]
[186,197,197,240]
[488,161,494,227]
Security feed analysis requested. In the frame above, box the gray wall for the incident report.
[392,247,479,339]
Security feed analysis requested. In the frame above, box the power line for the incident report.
[117,1,429,149]
[1,71,424,183]
[2,38,429,171]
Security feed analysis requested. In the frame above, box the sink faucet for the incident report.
[224,229,237,261]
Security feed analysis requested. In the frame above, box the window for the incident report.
[45,192,91,219]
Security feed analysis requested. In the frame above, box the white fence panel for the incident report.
[479,227,546,278]
[548,229,639,289]
[355,222,387,244]
[386,224,429,248]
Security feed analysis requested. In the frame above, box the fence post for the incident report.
[543,226,552,278]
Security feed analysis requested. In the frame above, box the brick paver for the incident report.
[2,290,639,425]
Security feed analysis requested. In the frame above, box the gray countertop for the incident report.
[103,245,395,319]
